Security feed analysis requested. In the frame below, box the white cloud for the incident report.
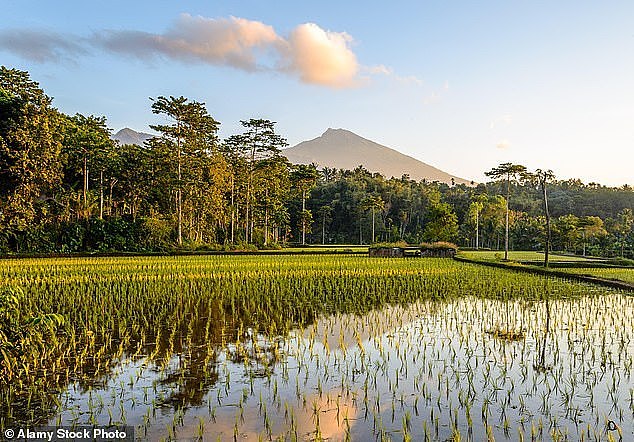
[496,140,511,149]
[282,23,360,88]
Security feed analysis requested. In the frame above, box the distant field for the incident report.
[280,245,368,253]
[558,267,634,284]
[458,250,598,262]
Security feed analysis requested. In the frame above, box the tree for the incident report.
[149,96,220,246]
[552,214,580,252]
[62,114,114,220]
[479,195,506,249]
[361,194,384,243]
[485,163,527,259]
[316,204,333,244]
[0,67,64,233]
[422,202,458,242]
[255,155,290,245]
[576,216,606,257]
[525,169,555,267]
[291,164,319,245]
[225,119,288,243]
[611,208,634,257]
[468,194,487,249]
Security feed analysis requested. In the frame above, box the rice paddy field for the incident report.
[558,267,634,285]
[458,251,602,263]
[1,255,633,441]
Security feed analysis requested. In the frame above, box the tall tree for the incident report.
[0,67,64,233]
[149,96,220,246]
[525,169,555,267]
[612,208,634,257]
[485,163,527,259]
[291,164,319,245]
[63,114,114,219]
[225,119,287,243]
[361,194,384,244]
[468,194,487,249]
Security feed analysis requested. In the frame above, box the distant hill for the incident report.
[112,128,153,146]
[283,128,472,185]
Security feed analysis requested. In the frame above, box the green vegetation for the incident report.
[459,250,599,262]
[0,254,632,440]
[558,268,634,284]
[1,67,633,258]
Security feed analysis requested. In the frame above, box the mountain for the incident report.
[112,128,153,146]
[283,128,472,185]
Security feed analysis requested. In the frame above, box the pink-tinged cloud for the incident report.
[283,23,360,88]
[0,15,381,88]
[96,14,281,71]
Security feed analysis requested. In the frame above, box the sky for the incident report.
[1,1,633,186]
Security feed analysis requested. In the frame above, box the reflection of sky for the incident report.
[46,293,634,440]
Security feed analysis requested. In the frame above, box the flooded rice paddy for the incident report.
[0,255,632,440]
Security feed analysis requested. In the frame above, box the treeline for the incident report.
[312,167,633,257]
[1,67,633,257]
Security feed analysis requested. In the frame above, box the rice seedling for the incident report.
[0,254,632,440]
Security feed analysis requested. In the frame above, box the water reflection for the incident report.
[3,292,634,441]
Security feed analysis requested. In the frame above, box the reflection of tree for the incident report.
[153,349,220,409]
[151,300,317,410]
[534,297,552,373]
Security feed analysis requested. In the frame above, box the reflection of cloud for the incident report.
[295,392,357,439]
[168,390,357,440]
[496,140,511,149]
[0,29,87,63]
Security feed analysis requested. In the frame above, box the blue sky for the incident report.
[1,1,633,186]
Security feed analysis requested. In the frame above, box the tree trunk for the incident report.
[245,180,250,243]
[230,176,235,243]
[83,155,89,218]
[99,169,104,220]
[372,206,374,244]
[542,180,551,268]
[475,209,479,250]
[264,187,269,245]
[177,121,183,246]
[505,175,510,260]
[322,211,326,245]
[301,189,306,245]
